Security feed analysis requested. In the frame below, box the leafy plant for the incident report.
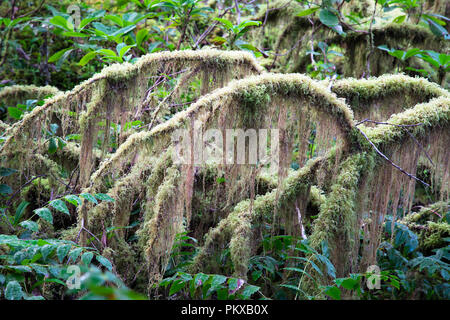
[0,234,114,300]
[159,271,261,300]
[214,18,263,56]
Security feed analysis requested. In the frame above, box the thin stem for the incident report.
[355,126,430,187]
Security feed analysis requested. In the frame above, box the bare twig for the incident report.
[403,129,435,166]
[234,0,241,25]
[18,0,46,18]
[75,218,103,250]
[364,0,378,78]
[5,174,46,207]
[308,18,317,71]
[262,0,269,28]
[411,205,443,218]
[193,5,234,48]
[355,126,430,187]
[355,119,434,165]
[176,6,193,50]
[355,119,423,127]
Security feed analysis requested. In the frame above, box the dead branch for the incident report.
[355,125,430,187]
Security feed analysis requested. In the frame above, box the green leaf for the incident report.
[24,295,45,300]
[49,199,70,215]
[81,193,98,204]
[8,107,23,120]
[340,278,360,291]
[78,51,97,66]
[56,244,72,263]
[238,43,263,57]
[136,29,149,47]
[296,6,320,17]
[64,195,82,207]
[148,42,161,53]
[40,245,55,260]
[419,52,441,68]
[240,285,260,299]
[105,15,124,27]
[252,270,262,281]
[34,208,53,224]
[19,220,38,232]
[325,286,341,300]
[79,17,97,30]
[392,15,406,23]
[62,31,88,38]
[210,274,227,288]
[319,9,339,27]
[193,273,209,288]
[116,43,135,58]
[388,49,406,60]
[98,48,118,57]
[378,45,392,52]
[237,20,261,29]
[111,24,136,37]
[217,287,228,300]
[48,138,58,154]
[427,18,448,38]
[169,279,186,296]
[96,255,113,271]
[13,201,29,225]
[68,247,83,262]
[390,278,400,289]
[49,48,72,63]
[438,53,449,66]
[440,269,450,281]
[404,48,422,59]
[0,167,17,177]
[30,264,49,277]
[94,193,115,202]
[0,184,12,194]
[5,281,23,300]
[211,36,227,45]
[279,284,302,292]
[50,16,70,31]
[81,251,94,266]
[214,18,234,30]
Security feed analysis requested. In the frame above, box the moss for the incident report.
[366,96,449,147]
[0,49,263,158]
[309,185,326,208]
[401,202,449,251]
[191,156,326,278]
[59,226,79,242]
[330,74,450,121]
[0,84,60,106]
[309,154,364,271]
[256,8,444,77]
[91,72,356,185]
[331,74,449,101]
[403,201,448,225]
[423,222,449,249]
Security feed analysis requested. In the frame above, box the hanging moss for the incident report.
[0,84,60,107]
[329,74,450,121]
[190,156,327,278]
[401,202,449,252]
[308,154,365,279]
[2,37,449,301]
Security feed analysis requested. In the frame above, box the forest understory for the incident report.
[0,0,449,300]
